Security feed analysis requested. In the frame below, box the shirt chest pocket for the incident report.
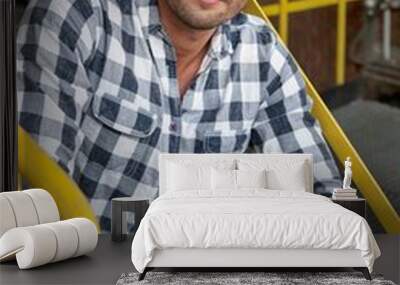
[92,93,158,138]
[204,129,249,153]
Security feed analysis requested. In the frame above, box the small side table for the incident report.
[332,198,366,218]
[111,197,149,242]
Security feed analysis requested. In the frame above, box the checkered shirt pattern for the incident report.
[17,0,341,230]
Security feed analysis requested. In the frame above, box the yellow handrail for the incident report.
[245,0,400,233]
[261,0,359,16]
[279,0,289,44]
[336,0,347,84]
[18,127,99,231]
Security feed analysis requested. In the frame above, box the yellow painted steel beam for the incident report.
[18,127,100,231]
[262,0,359,17]
[279,0,289,44]
[336,0,347,85]
[245,0,400,233]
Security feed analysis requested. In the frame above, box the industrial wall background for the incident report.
[260,0,400,92]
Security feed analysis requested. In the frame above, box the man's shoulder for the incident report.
[226,12,277,47]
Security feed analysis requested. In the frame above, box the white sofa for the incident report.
[0,189,98,269]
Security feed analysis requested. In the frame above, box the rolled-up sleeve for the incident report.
[250,36,341,196]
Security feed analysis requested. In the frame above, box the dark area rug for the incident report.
[116,272,395,285]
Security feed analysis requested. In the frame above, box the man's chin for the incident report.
[163,0,241,31]
[184,18,225,30]
[180,9,229,30]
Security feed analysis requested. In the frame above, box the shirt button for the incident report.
[169,122,177,132]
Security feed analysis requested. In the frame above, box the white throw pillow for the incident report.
[211,168,236,190]
[238,160,307,191]
[211,169,268,191]
[166,162,211,191]
[266,163,306,191]
[236,169,267,189]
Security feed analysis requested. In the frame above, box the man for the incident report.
[17,0,340,230]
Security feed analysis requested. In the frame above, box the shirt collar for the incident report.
[136,0,163,38]
[209,24,234,59]
[136,0,234,59]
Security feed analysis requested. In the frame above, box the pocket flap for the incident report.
[92,93,157,137]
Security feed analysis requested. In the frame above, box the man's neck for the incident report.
[158,1,215,60]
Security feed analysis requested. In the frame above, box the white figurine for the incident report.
[342,157,352,189]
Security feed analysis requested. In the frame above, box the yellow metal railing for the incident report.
[245,0,400,233]
[262,0,359,85]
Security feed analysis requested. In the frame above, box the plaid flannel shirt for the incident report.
[17,0,341,230]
